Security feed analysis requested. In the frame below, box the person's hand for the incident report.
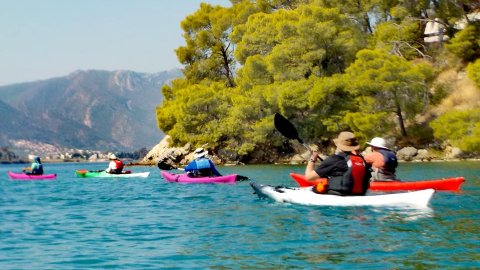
[309,149,319,162]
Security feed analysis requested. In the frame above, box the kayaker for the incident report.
[305,131,371,195]
[364,137,398,181]
[185,148,222,177]
[105,153,124,174]
[23,155,44,175]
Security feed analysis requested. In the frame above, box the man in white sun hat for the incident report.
[184,148,221,177]
[106,153,124,174]
[364,137,398,181]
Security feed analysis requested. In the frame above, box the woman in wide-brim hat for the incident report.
[185,148,222,177]
[193,147,208,159]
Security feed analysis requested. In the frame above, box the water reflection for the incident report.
[372,206,434,221]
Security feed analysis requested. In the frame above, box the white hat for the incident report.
[194,148,208,159]
[108,153,117,160]
[366,137,389,150]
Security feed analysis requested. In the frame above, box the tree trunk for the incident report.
[396,102,408,137]
[221,45,235,88]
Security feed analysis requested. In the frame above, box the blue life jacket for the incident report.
[378,149,398,175]
[195,158,211,170]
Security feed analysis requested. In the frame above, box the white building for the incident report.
[424,18,449,43]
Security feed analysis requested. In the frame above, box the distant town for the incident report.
[0,140,148,163]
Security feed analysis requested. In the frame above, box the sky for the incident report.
[0,0,231,86]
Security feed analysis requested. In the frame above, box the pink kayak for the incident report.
[161,171,237,184]
[7,171,57,180]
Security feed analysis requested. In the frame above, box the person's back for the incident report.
[364,137,398,181]
[306,132,371,195]
[185,148,221,177]
[30,156,43,175]
[106,154,124,174]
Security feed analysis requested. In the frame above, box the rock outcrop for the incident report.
[140,135,477,167]
[141,136,190,165]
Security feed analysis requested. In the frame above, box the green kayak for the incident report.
[75,169,150,178]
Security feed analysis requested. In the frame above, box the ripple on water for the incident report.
[0,163,479,269]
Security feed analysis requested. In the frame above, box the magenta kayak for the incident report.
[7,171,57,180]
[161,171,238,184]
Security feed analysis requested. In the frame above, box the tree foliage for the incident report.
[176,3,238,87]
[467,59,480,88]
[430,109,480,153]
[445,23,480,63]
[155,0,480,161]
[234,5,365,81]
[344,49,433,137]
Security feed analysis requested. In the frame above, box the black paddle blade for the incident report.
[236,175,250,182]
[274,113,304,144]
[157,161,176,170]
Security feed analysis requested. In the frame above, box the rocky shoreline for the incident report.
[134,135,480,168]
[5,135,476,166]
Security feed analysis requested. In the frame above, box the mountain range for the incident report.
[0,69,182,153]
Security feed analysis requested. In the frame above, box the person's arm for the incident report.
[208,160,222,176]
[184,161,196,172]
[106,161,115,173]
[364,152,384,169]
[305,150,320,180]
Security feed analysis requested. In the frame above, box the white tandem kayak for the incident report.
[250,183,434,208]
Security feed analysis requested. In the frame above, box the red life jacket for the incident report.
[327,153,369,195]
[349,155,367,194]
[113,159,124,172]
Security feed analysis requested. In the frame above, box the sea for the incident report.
[1,161,479,269]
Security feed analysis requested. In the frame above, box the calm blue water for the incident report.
[1,161,479,269]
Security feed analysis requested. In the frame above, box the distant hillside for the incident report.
[0,99,58,145]
[0,69,182,151]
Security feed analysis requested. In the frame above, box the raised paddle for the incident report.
[157,161,177,170]
[274,112,311,150]
[274,112,323,161]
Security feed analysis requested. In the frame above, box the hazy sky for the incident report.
[0,0,231,86]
